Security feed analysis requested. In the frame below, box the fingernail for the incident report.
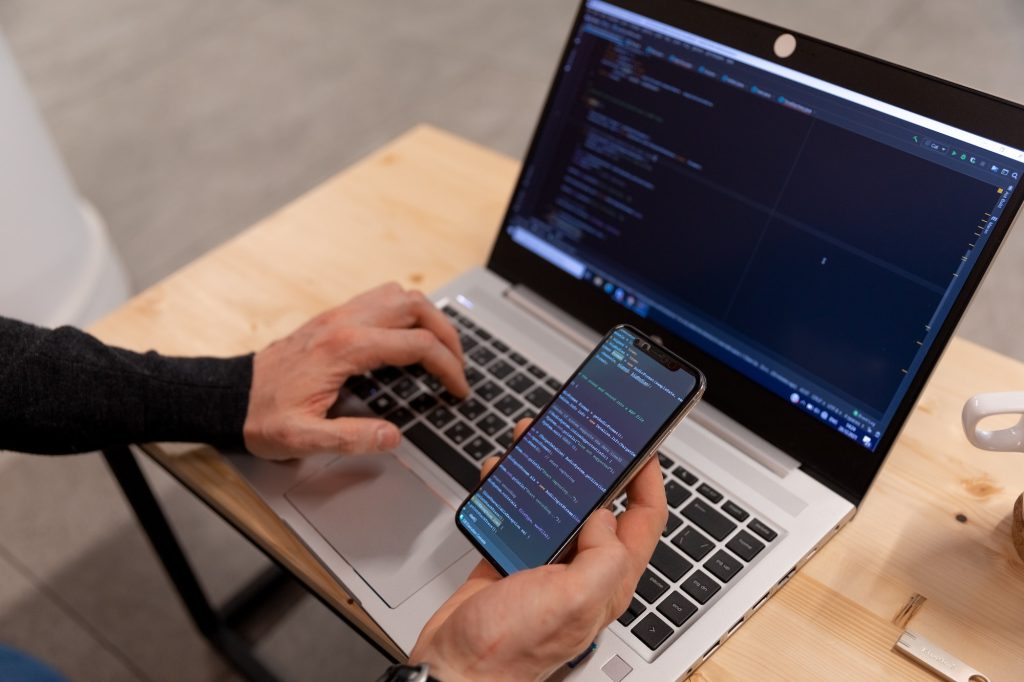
[376,424,399,450]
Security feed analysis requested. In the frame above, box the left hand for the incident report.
[408,420,667,682]
[243,283,469,459]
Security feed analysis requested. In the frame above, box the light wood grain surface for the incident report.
[90,125,1024,680]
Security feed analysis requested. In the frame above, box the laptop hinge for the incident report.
[687,403,800,478]
[503,284,600,351]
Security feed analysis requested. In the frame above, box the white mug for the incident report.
[962,392,1024,452]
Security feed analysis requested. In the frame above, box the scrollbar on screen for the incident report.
[459,327,697,574]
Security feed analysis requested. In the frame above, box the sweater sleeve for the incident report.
[0,316,253,454]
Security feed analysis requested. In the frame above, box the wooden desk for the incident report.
[91,125,1024,680]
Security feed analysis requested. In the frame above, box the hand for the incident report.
[243,283,469,459]
[409,420,668,682]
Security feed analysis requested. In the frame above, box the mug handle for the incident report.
[962,392,1024,451]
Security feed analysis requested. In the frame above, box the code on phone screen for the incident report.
[459,328,698,573]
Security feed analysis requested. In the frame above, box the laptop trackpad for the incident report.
[285,454,472,608]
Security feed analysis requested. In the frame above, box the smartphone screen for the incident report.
[457,326,704,575]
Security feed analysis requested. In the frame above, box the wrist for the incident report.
[406,651,472,682]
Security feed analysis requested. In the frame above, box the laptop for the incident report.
[228,0,1024,678]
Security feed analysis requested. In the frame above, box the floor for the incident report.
[1,0,1023,680]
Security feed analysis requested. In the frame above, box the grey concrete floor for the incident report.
[1,0,1023,680]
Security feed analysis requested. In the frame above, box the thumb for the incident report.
[575,507,619,554]
[299,416,400,454]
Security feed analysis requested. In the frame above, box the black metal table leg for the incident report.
[102,445,281,682]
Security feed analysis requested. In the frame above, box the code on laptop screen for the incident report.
[504,0,1024,452]
[459,327,697,574]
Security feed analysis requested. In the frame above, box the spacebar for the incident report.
[404,423,479,491]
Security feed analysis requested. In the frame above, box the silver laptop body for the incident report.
[229,0,1024,679]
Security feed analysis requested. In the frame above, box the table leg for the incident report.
[102,445,281,682]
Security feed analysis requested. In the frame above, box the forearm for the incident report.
[0,317,252,454]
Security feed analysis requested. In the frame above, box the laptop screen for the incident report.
[492,0,1024,476]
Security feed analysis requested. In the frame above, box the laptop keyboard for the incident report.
[342,305,555,491]
[612,453,780,655]
[342,303,779,658]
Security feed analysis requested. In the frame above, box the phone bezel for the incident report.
[455,324,706,577]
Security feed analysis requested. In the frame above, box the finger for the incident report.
[401,291,464,365]
[479,456,500,480]
[615,458,668,565]
[331,287,464,366]
[574,507,620,554]
[344,328,470,397]
[513,418,533,439]
[288,416,401,455]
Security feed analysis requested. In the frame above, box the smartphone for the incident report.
[456,325,706,576]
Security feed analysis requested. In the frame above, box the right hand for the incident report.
[243,282,469,459]
[408,420,667,681]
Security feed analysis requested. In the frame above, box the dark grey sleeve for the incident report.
[0,316,253,454]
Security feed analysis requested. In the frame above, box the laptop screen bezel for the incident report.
[486,0,1024,503]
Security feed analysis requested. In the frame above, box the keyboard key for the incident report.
[722,500,749,522]
[409,393,438,413]
[444,421,475,445]
[617,598,645,627]
[406,423,478,490]
[749,519,778,542]
[457,399,487,421]
[682,499,736,541]
[469,346,496,366]
[464,367,485,386]
[726,531,765,562]
[673,465,698,486]
[438,390,461,406]
[494,395,525,417]
[371,366,403,385]
[459,333,479,353]
[368,393,398,415]
[422,375,442,393]
[406,364,427,378]
[663,512,683,538]
[526,364,547,379]
[545,378,562,391]
[697,483,723,503]
[631,613,673,651]
[664,480,692,508]
[524,386,554,408]
[463,437,496,461]
[514,408,537,422]
[477,381,504,402]
[474,327,493,341]
[426,407,456,429]
[456,314,474,329]
[635,569,669,604]
[650,543,692,582]
[705,550,743,584]
[681,570,721,605]
[505,373,535,394]
[508,352,528,366]
[496,428,514,448]
[442,305,458,317]
[658,452,673,468]
[346,376,380,400]
[488,360,515,380]
[657,592,698,627]
[492,339,509,353]
[392,377,419,400]
[672,525,715,561]
[477,413,505,436]
[385,407,414,428]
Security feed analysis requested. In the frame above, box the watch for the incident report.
[375,663,442,682]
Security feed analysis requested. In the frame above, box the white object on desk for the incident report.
[0,29,128,327]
